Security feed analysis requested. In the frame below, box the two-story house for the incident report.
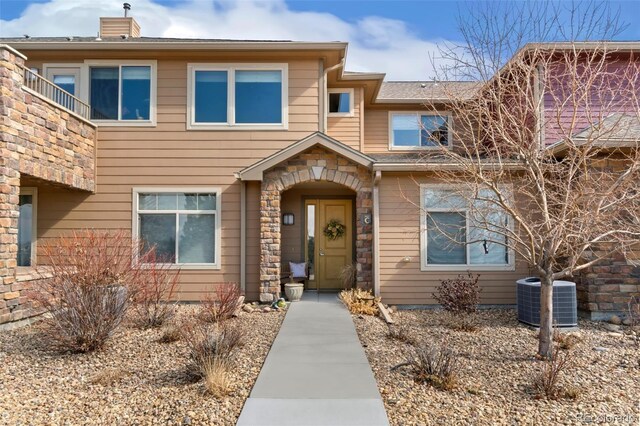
[0,13,638,327]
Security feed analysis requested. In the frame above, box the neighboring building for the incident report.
[0,13,638,326]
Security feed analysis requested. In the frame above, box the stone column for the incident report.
[259,180,282,303]
[355,189,373,290]
[0,48,23,323]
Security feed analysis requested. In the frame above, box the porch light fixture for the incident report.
[282,213,295,226]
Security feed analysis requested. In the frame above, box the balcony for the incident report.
[1,44,97,192]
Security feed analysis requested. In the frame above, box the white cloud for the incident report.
[0,0,449,80]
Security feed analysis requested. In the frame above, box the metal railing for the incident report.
[21,66,91,120]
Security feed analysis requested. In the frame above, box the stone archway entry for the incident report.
[236,132,375,303]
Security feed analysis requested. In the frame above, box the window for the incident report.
[328,88,354,116]
[389,112,450,149]
[133,188,221,268]
[421,186,512,270]
[17,188,37,267]
[86,61,156,124]
[188,64,288,129]
[44,65,83,110]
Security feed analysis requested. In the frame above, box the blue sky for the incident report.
[1,0,639,80]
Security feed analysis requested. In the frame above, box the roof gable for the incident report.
[236,132,374,181]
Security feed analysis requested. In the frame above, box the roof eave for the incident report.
[372,162,525,171]
[3,41,349,51]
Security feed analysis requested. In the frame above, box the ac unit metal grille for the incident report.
[516,278,577,327]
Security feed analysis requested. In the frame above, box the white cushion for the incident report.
[289,262,306,278]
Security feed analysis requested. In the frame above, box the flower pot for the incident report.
[284,283,304,302]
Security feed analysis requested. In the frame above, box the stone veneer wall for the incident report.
[0,45,97,325]
[259,146,373,302]
[577,250,640,320]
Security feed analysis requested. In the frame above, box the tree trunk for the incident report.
[538,275,554,358]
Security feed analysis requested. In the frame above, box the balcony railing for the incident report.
[21,67,91,120]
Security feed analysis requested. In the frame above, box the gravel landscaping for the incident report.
[354,309,640,425]
[0,305,284,425]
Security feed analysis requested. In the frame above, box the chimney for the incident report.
[99,3,141,38]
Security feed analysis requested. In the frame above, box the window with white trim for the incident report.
[421,186,512,269]
[188,64,288,129]
[85,61,156,124]
[134,189,220,267]
[390,112,451,149]
[17,188,37,267]
[328,88,354,116]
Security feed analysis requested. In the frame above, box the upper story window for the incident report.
[85,60,156,126]
[188,63,288,130]
[389,112,451,150]
[328,88,354,117]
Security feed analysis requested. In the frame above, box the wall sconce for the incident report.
[282,213,295,226]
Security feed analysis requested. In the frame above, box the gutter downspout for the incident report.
[321,58,345,132]
[372,170,382,297]
[237,175,246,294]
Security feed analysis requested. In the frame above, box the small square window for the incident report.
[329,92,351,114]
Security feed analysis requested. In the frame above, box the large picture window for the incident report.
[421,186,513,270]
[86,61,156,124]
[133,188,221,268]
[188,64,288,129]
[390,112,451,149]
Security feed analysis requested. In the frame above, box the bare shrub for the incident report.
[339,288,380,315]
[444,311,481,332]
[532,348,573,399]
[30,230,144,353]
[131,250,181,329]
[199,283,242,324]
[386,323,417,345]
[433,273,482,332]
[157,324,182,344]
[433,272,481,314]
[394,341,460,391]
[203,358,233,398]
[183,321,245,380]
[339,262,358,288]
[91,367,128,386]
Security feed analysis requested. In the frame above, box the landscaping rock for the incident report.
[242,304,254,313]
[262,307,272,313]
[0,305,285,425]
[622,318,633,326]
[603,323,620,332]
[609,315,622,325]
[354,309,639,426]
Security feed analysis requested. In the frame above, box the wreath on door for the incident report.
[323,219,346,241]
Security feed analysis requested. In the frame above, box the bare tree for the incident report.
[420,1,640,358]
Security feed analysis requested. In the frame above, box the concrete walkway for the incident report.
[236,292,389,426]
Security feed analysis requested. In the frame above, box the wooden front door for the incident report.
[305,199,353,290]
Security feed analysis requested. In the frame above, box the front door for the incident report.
[305,199,353,290]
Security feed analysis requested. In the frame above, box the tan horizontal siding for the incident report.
[377,173,528,305]
[363,109,389,153]
[326,87,361,149]
[25,55,322,301]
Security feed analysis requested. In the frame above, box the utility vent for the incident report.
[516,277,577,327]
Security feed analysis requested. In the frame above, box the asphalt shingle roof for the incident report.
[377,81,480,101]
